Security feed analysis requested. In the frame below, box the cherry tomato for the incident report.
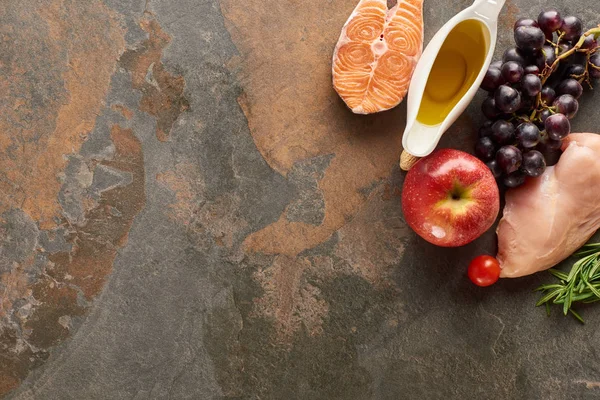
[468,255,501,287]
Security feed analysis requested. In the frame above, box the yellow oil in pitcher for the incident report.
[417,19,488,126]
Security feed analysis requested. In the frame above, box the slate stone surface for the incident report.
[2,0,600,399]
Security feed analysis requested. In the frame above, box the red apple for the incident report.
[402,149,500,247]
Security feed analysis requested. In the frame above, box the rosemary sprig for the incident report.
[535,242,600,323]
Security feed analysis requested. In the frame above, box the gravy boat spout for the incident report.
[402,0,505,158]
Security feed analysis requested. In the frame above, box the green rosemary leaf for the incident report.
[577,248,598,257]
[537,242,600,322]
[549,269,569,281]
[536,288,563,306]
[577,243,600,256]
[585,280,600,299]
[589,258,600,279]
[583,297,600,304]
[569,309,585,324]
[534,283,563,292]
[571,291,599,302]
[564,292,572,315]
[567,257,585,282]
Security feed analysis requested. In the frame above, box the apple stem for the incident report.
[400,150,420,171]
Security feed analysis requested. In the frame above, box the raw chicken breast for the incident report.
[497,133,600,278]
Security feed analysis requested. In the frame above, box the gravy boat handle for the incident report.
[471,0,507,21]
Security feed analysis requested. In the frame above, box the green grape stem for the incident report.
[540,26,600,86]
[531,26,600,121]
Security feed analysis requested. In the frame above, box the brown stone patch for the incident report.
[112,104,134,120]
[221,0,405,258]
[157,163,249,249]
[0,0,125,230]
[499,0,520,32]
[334,186,409,288]
[157,163,205,224]
[0,261,33,320]
[0,266,86,392]
[0,124,145,396]
[119,13,190,142]
[382,182,402,201]
[249,185,408,342]
[194,195,248,249]
[26,281,85,349]
[0,123,145,397]
[251,255,328,343]
[0,328,39,395]
[0,2,139,392]
[47,125,146,300]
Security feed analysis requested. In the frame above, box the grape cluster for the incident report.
[476,8,600,188]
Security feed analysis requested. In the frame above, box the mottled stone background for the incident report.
[2,0,600,398]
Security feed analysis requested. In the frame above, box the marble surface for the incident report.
[2,0,600,398]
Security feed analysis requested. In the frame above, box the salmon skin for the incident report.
[332,0,424,114]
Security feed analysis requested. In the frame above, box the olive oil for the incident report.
[417,19,488,126]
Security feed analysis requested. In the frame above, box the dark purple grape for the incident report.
[515,18,539,30]
[544,30,554,42]
[485,160,502,179]
[515,26,546,52]
[494,85,522,114]
[530,52,543,70]
[521,150,546,177]
[524,65,540,75]
[504,171,527,188]
[558,42,573,54]
[590,52,600,79]
[538,8,563,32]
[519,96,534,111]
[482,96,501,119]
[535,136,562,164]
[481,67,505,91]
[540,109,552,122]
[541,45,557,67]
[568,52,589,68]
[490,60,503,69]
[475,137,496,161]
[538,132,564,150]
[496,145,522,174]
[534,119,545,131]
[522,74,542,96]
[501,61,524,83]
[491,120,515,145]
[515,122,540,148]
[478,120,493,138]
[536,140,562,165]
[581,35,598,50]
[503,47,527,65]
[553,94,579,119]
[546,150,562,166]
[557,78,583,99]
[545,113,571,140]
[546,139,563,151]
[541,86,556,105]
[565,63,586,78]
[561,16,583,41]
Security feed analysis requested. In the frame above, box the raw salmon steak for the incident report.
[332,0,424,114]
[497,133,600,278]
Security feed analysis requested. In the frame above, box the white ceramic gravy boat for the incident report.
[402,0,506,158]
